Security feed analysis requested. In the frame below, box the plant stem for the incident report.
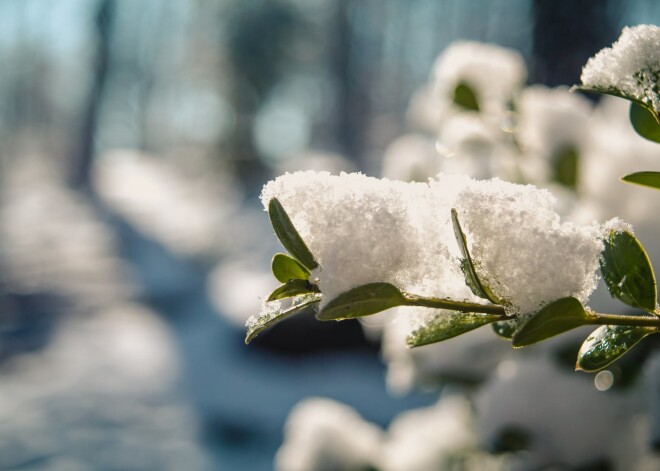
[589,311,660,329]
[402,293,508,316]
[403,291,660,330]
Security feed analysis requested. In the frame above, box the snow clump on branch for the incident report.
[580,24,660,115]
[261,171,620,316]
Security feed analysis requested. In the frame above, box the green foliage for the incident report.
[245,293,322,344]
[492,318,523,339]
[271,253,311,283]
[629,102,660,143]
[491,426,532,453]
[571,84,645,108]
[268,198,318,270]
[621,171,660,190]
[576,325,654,372]
[254,203,660,367]
[407,312,501,347]
[317,282,408,321]
[512,297,592,347]
[451,209,503,304]
[551,145,579,190]
[572,84,660,145]
[267,279,319,302]
[600,230,657,313]
[453,82,480,111]
[253,191,660,377]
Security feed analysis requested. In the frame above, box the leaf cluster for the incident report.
[248,72,660,375]
[248,199,659,374]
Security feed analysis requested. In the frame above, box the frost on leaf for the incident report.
[407,311,501,348]
[579,25,660,117]
[245,293,322,344]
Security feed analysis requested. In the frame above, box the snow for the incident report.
[276,394,514,471]
[517,85,593,184]
[435,114,520,181]
[0,155,136,306]
[580,25,660,115]
[476,355,643,470]
[380,395,477,471]
[0,304,211,471]
[261,171,613,317]
[432,41,527,120]
[261,171,456,305]
[93,149,241,258]
[275,397,383,471]
[454,178,605,315]
[381,134,443,183]
[207,260,279,326]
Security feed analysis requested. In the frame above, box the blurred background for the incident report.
[1,1,660,470]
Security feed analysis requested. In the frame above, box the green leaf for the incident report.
[551,145,579,190]
[621,171,660,190]
[576,325,655,372]
[512,297,593,347]
[268,198,319,270]
[453,82,480,111]
[267,279,320,302]
[245,293,322,344]
[271,253,311,283]
[317,282,408,320]
[492,318,523,339]
[629,102,660,143]
[451,209,502,304]
[407,312,501,347]
[600,230,657,312]
[571,84,647,107]
[572,85,660,141]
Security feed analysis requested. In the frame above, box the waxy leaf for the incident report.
[600,230,657,313]
[629,102,660,143]
[451,209,502,304]
[621,171,660,191]
[571,84,644,107]
[576,324,655,372]
[572,85,660,142]
[453,82,480,112]
[245,293,322,344]
[271,253,311,283]
[492,318,523,339]
[407,312,501,348]
[512,297,592,347]
[317,282,407,320]
[268,198,318,270]
[267,279,320,302]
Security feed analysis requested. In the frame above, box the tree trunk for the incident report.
[69,0,115,190]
